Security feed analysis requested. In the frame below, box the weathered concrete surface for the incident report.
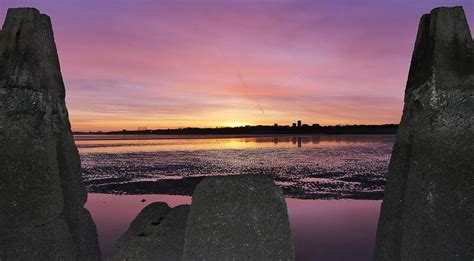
[182,175,295,260]
[0,215,77,260]
[374,6,474,260]
[0,8,100,260]
[109,202,190,261]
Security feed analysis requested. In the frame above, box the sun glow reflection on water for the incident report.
[75,134,390,153]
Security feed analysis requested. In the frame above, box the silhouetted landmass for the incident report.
[75,124,398,136]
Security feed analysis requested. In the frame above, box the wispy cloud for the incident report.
[1,0,472,131]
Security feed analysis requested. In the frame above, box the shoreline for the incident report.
[73,124,398,138]
[74,133,396,141]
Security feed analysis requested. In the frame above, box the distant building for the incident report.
[297,120,302,128]
[138,127,148,131]
[312,123,320,128]
[292,123,297,128]
[274,123,278,127]
[302,124,309,128]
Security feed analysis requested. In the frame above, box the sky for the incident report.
[1,0,473,131]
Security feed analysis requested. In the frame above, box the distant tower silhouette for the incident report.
[297,120,302,128]
[292,123,297,128]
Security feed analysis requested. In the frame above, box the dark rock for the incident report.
[182,175,295,260]
[0,216,77,260]
[109,202,190,261]
[374,6,474,260]
[125,202,171,236]
[0,8,101,260]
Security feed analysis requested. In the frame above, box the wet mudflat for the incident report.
[77,134,394,199]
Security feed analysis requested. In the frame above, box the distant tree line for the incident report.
[74,124,398,135]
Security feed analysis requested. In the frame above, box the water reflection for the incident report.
[85,194,191,258]
[85,193,381,261]
[75,134,394,154]
[286,198,381,260]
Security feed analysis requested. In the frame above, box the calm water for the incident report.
[77,134,394,260]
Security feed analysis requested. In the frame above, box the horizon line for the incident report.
[72,123,399,133]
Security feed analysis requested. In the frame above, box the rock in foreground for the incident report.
[0,8,100,260]
[183,175,295,260]
[374,6,474,260]
[109,202,190,261]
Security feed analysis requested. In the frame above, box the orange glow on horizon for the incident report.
[70,116,397,132]
[2,1,470,132]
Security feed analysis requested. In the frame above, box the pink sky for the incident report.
[1,1,473,131]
